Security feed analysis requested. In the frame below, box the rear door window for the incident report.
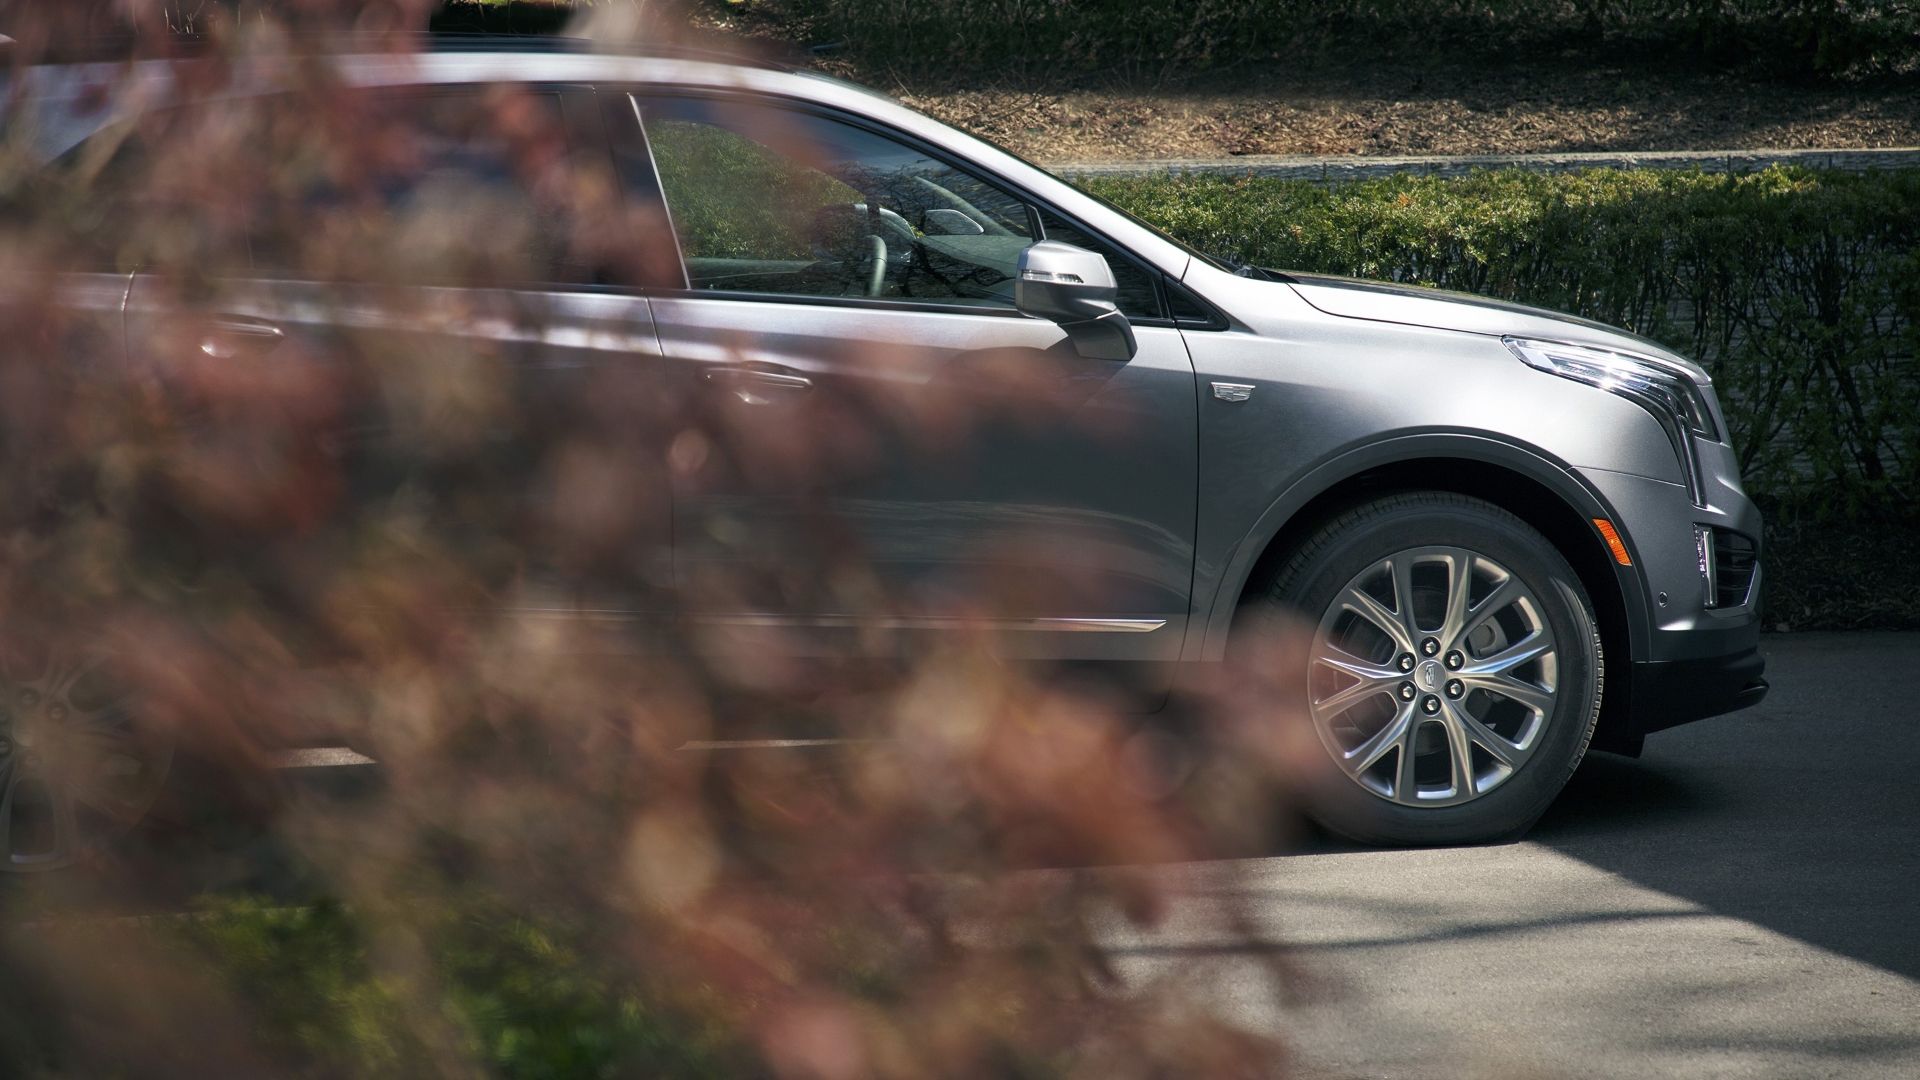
[248,86,605,287]
[60,85,610,288]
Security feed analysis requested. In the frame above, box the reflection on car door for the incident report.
[621,92,1198,684]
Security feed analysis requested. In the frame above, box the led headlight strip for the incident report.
[1503,336,1717,507]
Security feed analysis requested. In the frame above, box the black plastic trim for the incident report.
[1627,648,1768,736]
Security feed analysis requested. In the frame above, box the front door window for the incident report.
[635,96,1042,307]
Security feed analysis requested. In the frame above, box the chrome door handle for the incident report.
[198,316,285,360]
[702,366,813,390]
[702,365,813,404]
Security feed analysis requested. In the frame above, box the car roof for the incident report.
[11,45,893,153]
[9,40,1198,281]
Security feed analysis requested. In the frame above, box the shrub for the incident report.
[183,896,754,1078]
[1085,165,1920,625]
[712,1,1920,84]
[1085,165,1920,525]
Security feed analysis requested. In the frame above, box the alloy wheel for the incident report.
[0,641,172,870]
[1308,546,1559,808]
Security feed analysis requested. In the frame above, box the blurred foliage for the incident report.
[183,895,755,1077]
[186,899,424,1073]
[0,7,1306,1077]
[1086,165,1920,625]
[706,0,1920,85]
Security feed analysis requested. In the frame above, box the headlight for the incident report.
[1504,336,1717,506]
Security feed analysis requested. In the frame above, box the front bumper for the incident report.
[1576,459,1768,740]
[1627,645,1769,736]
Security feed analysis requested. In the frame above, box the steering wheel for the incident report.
[862,234,888,297]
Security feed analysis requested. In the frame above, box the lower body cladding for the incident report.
[1577,462,1769,745]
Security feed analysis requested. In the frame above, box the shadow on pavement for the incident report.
[1529,632,1920,981]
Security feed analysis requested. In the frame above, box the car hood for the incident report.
[1279,271,1702,377]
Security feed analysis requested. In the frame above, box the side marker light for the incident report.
[1592,519,1633,566]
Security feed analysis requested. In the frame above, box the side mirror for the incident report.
[1015,241,1137,361]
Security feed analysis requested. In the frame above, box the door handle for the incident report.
[197,315,286,361]
[702,365,813,403]
[703,366,812,390]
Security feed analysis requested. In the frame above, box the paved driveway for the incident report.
[1116,632,1920,1077]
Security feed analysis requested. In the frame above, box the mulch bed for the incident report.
[887,64,1920,161]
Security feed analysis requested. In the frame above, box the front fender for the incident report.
[1189,430,1652,664]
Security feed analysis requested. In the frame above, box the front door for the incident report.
[616,92,1197,681]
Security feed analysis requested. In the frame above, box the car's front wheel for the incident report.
[1256,492,1603,845]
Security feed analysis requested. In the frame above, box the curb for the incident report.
[1050,147,1920,182]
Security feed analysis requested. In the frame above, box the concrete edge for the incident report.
[1050,146,1920,181]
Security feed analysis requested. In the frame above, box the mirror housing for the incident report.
[1015,241,1138,361]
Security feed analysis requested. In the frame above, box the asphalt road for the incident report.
[1115,632,1920,1078]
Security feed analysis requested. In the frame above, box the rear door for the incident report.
[120,81,679,631]
[613,90,1199,683]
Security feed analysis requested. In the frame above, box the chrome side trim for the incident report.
[679,738,883,751]
[512,611,1167,633]
[274,747,377,769]
[1695,524,1718,608]
[687,614,1168,633]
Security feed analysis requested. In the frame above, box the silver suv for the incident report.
[10,41,1765,852]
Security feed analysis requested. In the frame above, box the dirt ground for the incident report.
[888,64,1920,161]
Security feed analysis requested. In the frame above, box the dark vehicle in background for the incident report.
[2,40,1766,862]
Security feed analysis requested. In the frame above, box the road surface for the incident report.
[1116,632,1920,1077]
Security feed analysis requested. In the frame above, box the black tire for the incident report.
[1255,492,1602,846]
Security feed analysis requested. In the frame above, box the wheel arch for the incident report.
[1203,434,1649,754]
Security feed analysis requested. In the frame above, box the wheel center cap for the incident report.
[1416,659,1446,692]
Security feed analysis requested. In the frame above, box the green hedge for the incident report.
[718,1,1920,83]
[175,897,754,1078]
[1087,166,1920,626]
